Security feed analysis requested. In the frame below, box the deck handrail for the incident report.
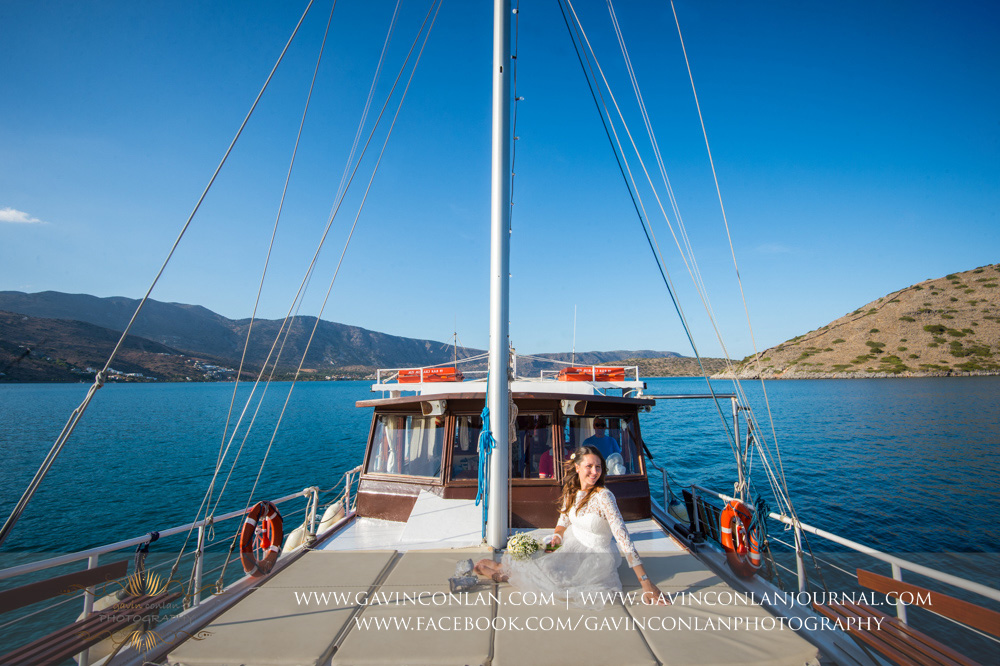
[374,353,490,385]
[0,476,363,666]
[690,484,1000,604]
[0,488,314,582]
[644,393,737,400]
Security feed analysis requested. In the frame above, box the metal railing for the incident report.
[0,464,364,666]
[374,353,490,386]
[687,484,1000,615]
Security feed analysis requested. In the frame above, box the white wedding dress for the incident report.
[500,487,642,609]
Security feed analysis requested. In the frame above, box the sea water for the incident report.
[1,377,997,553]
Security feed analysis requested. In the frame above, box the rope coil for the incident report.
[475,383,496,539]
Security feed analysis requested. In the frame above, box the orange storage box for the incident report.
[557,367,626,382]
[397,367,464,383]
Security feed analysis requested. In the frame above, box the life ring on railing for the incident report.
[719,499,761,579]
[240,501,284,577]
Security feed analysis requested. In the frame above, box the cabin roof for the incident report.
[355,391,656,409]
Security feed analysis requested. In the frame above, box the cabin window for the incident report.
[563,415,641,476]
[367,414,445,478]
[514,414,555,479]
[450,414,482,480]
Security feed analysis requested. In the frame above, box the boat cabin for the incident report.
[355,369,654,527]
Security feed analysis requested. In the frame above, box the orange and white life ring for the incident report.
[240,501,284,577]
[719,499,761,579]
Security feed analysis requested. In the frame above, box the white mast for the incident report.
[487,0,512,550]
[572,304,577,364]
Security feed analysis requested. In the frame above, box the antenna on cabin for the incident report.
[572,304,577,364]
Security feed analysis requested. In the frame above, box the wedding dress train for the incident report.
[500,487,641,609]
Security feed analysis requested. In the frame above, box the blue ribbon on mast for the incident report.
[475,379,495,539]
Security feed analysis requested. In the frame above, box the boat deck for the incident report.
[167,521,822,666]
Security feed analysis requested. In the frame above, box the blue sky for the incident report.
[2,0,997,360]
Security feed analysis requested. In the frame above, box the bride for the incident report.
[475,445,669,607]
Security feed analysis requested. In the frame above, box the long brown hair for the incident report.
[557,446,607,515]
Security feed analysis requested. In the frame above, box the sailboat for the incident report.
[1,2,998,665]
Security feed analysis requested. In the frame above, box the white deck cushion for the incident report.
[168,550,395,666]
[333,549,493,666]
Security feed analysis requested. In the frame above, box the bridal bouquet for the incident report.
[506,533,540,560]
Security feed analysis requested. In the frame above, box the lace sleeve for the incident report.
[557,510,570,528]
[595,488,641,567]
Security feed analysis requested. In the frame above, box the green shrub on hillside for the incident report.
[899,316,915,322]
[947,342,989,359]
[923,324,946,334]
[879,355,909,374]
[831,338,844,344]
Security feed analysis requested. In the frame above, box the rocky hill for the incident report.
[723,264,1000,378]
[0,311,235,382]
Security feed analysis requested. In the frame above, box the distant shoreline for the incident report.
[711,370,1000,380]
[7,369,1000,384]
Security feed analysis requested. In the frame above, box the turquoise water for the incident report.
[641,376,1000,554]
[1,381,373,553]
[0,377,998,659]
[2,377,996,554]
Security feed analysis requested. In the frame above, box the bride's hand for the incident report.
[550,533,562,546]
[641,581,669,606]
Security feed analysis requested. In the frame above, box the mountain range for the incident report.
[0,291,686,382]
[6,262,998,383]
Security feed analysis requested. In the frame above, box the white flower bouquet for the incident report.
[506,533,540,560]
